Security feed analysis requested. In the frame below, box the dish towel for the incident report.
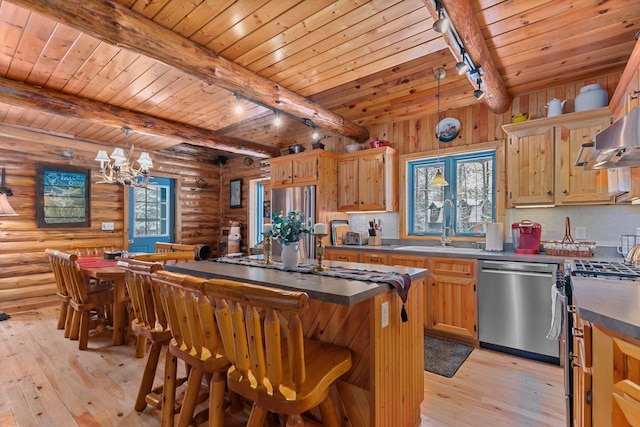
[546,283,562,340]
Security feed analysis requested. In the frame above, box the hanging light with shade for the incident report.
[430,67,449,187]
[95,127,153,188]
[0,168,18,216]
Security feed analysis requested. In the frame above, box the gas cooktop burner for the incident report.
[571,260,640,280]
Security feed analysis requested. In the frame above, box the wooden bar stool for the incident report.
[116,258,176,412]
[154,242,174,253]
[202,278,352,427]
[151,270,230,427]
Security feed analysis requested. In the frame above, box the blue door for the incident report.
[128,177,174,253]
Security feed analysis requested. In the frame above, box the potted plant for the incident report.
[266,210,311,268]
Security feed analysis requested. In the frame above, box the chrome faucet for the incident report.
[441,198,455,246]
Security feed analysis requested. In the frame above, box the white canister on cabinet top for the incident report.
[575,83,608,112]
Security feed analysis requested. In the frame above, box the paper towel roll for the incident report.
[485,223,504,251]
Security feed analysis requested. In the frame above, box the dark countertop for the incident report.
[165,259,427,306]
[326,244,625,264]
[571,276,640,339]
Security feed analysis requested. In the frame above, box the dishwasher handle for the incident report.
[480,268,554,278]
[480,260,557,275]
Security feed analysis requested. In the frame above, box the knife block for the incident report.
[368,231,381,246]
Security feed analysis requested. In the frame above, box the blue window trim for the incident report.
[407,150,495,237]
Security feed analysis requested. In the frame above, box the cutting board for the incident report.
[334,225,350,245]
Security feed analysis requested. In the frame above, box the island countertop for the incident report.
[165,258,427,306]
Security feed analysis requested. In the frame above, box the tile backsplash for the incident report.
[349,205,640,248]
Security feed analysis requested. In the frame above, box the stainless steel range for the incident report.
[563,259,640,426]
[571,260,640,280]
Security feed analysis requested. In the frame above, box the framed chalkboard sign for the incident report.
[36,164,91,228]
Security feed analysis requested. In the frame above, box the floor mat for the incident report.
[424,335,473,378]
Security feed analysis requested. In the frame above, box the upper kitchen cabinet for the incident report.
[504,108,611,207]
[269,151,337,189]
[337,146,398,212]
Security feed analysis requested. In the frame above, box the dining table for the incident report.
[76,255,127,346]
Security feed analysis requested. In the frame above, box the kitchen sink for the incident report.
[393,245,483,254]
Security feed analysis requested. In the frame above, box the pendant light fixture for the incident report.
[430,67,449,187]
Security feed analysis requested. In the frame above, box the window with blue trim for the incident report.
[408,150,495,236]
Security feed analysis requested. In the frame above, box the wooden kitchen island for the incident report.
[166,258,427,427]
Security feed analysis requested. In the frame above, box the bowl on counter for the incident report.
[346,144,364,153]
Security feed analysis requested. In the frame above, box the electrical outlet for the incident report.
[575,226,587,240]
[381,301,389,328]
[101,222,114,231]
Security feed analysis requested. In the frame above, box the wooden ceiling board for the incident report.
[0,0,636,158]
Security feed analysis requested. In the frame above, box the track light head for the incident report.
[433,1,449,33]
[474,78,485,100]
[455,48,469,75]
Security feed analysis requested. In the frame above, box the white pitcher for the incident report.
[542,98,566,117]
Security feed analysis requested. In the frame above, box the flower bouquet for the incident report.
[266,210,311,245]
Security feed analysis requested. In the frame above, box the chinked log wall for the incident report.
[0,124,222,308]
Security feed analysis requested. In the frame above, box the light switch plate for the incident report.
[101,222,114,231]
[381,301,389,328]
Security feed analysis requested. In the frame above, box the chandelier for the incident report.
[94,128,153,188]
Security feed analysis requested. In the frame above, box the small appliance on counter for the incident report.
[343,231,369,246]
[485,223,503,251]
[511,220,542,254]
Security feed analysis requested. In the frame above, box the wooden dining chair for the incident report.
[45,249,72,331]
[116,258,177,412]
[134,251,195,265]
[151,270,230,427]
[52,250,114,350]
[202,278,352,427]
[154,242,174,253]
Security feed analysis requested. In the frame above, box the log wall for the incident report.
[0,124,228,308]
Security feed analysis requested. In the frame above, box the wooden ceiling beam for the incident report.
[10,0,370,143]
[0,76,281,158]
[422,0,511,114]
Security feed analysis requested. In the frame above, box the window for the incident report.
[407,150,495,236]
[133,184,170,238]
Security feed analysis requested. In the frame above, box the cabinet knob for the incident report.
[632,90,639,100]
[432,282,436,286]
[563,189,568,195]
[547,190,553,196]
[572,327,584,338]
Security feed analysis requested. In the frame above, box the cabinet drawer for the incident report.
[389,254,428,268]
[325,249,360,263]
[430,257,475,276]
[361,252,388,265]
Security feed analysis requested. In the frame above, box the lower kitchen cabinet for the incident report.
[324,248,360,263]
[426,257,477,343]
[572,311,593,427]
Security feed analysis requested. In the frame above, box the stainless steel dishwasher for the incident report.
[478,260,559,363]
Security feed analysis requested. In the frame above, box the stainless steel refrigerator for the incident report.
[270,185,316,261]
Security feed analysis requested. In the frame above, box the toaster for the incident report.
[343,231,369,246]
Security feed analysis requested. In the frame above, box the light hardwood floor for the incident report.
[0,306,566,426]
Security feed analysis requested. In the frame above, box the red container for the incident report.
[511,220,542,254]
[370,139,390,148]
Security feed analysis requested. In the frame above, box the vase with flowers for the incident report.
[266,210,311,268]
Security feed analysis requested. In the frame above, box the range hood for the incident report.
[577,107,640,170]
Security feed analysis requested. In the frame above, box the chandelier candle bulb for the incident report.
[314,223,327,234]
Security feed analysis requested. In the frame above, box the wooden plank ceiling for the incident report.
[0,0,637,159]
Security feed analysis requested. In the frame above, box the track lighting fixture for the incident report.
[311,128,319,140]
[274,112,282,126]
[455,48,469,75]
[233,93,243,114]
[474,77,485,100]
[433,0,450,34]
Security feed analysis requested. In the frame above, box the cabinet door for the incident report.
[292,155,318,184]
[270,160,293,188]
[357,152,387,211]
[361,252,388,265]
[556,116,611,205]
[507,125,555,207]
[612,337,640,427]
[337,157,359,211]
[324,248,360,263]
[426,258,477,340]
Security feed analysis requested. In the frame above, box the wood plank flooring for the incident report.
[0,306,566,426]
